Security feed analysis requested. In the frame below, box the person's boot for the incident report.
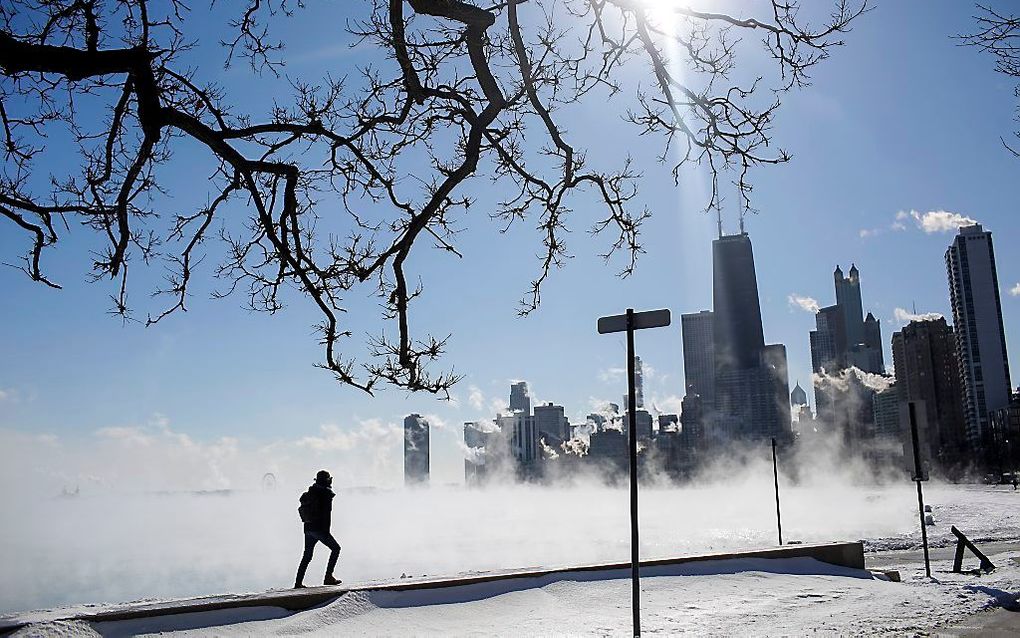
[323,574,341,586]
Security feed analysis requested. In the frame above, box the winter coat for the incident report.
[303,482,335,533]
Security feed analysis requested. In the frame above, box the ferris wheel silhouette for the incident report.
[262,472,277,491]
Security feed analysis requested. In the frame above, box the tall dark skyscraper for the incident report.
[681,310,715,407]
[809,264,887,450]
[946,224,1012,455]
[891,317,968,470]
[810,304,846,373]
[835,264,865,349]
[811,265,884,377]
[863,312,884,372]
[713,234,765,371]
[509,381,531,415]
[711,233,790,440]
[403,414,430,486]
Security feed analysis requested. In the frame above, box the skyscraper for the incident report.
[810,265,883,377]
[946,224,1012,456]
[622,408,654,439]
[809,264,887,450]
[464,421,491,486]
[834,264,865,350]
[403,414,430,486]
[509,381,531,415]
[862,312,885,372]
[503,412,538,469]
[534,402,570,441]
[810,304,846,374]
[891,317,968,470]
[711,233,790,440]
[988,388,1020,473]
[713,233,765,371]
[872,385,901,440]
[681,310,715,407]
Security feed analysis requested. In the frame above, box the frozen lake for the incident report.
[3,479,1019,616]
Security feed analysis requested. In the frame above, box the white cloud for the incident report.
[95,426,156,447]
[598,367,626,383]
[468,385,485,411]
[1010,283,1020,297]
[421,413,452,432]
[490,396,509,415]
[0,388,8,402]
[893,307,944,325]
[787,294,820,314]
[897,210,978,234]
[297,419,402,452]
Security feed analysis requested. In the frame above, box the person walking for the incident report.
[294,470,342,588]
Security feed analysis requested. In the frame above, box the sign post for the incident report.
[598,307,671,637]
[908,401,931,578]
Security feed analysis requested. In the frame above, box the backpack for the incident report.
[298,489,318,523]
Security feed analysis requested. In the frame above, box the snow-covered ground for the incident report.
[9,553,1020,637]
[2,483,1019,635]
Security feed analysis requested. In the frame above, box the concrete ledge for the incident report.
[0,541,864,634]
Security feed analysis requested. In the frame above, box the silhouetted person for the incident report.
[294,470,341,588]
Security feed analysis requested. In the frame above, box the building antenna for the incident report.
[716,207,723,239]
[739,210,745,235]
[912,300,917,314]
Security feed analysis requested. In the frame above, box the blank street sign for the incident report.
[597,308,671,334]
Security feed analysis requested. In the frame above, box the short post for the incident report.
[598,307,670,638]
[772,437,783,546]
[908,402,931,578]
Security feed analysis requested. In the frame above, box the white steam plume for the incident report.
[893,307,944,325]
[896,210,978,234]
[787,294,821,314]
[813,366,895,394]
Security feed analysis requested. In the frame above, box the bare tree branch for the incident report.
[0,0,867,395]
[961,4,1020,157]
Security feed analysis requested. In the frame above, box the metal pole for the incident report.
[772,437,783,546]
[908,402,931,578]
[626,308,640,637]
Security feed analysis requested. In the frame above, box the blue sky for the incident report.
[2,1,1019,487]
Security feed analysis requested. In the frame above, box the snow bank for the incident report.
[15,553,1018,637]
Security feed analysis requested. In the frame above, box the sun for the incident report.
[638,0,681,34]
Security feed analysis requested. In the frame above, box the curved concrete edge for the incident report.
[0,541,864,635]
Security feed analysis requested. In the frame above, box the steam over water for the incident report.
[1,475,940,615]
